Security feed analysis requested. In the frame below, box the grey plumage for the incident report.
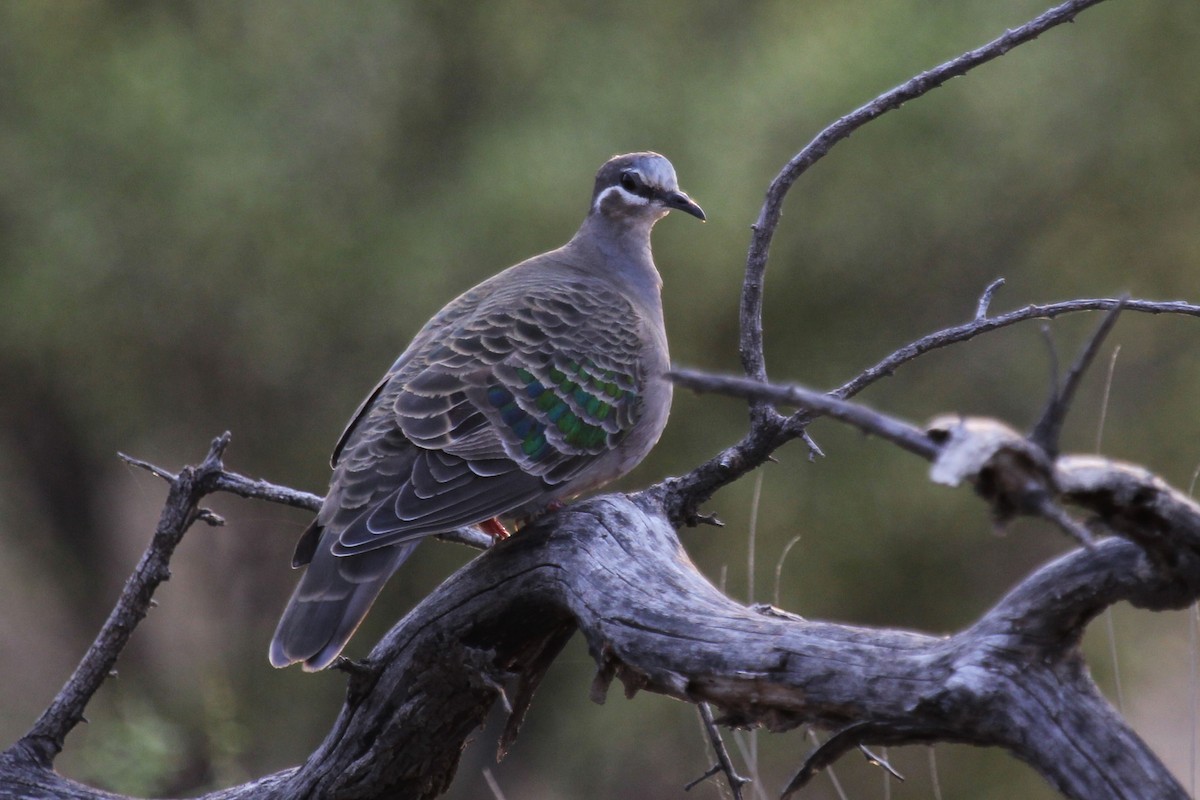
[270,152,704,671]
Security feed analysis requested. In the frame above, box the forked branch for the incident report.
[3,0,1193,798]
[6,432,1198,799]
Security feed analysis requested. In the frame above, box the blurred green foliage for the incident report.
[1,1,1198,798]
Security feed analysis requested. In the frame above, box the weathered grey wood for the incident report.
[4,472,1196,799]
[4,0,1197,795]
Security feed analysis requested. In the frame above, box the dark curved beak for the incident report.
[662,189,706,221]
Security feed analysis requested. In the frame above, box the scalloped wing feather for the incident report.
[325,268,651,554]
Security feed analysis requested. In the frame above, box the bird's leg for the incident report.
[487,501,567,541]
[479,517,512,541]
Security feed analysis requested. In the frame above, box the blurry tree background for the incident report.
[1,1,1199,798]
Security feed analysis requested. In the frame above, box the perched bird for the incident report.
[270,152,704,671]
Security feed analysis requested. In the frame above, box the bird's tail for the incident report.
[269,523,418,671]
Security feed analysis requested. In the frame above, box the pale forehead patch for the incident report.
[634,155,679,190]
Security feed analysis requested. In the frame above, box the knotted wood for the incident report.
[4,470,1195,799]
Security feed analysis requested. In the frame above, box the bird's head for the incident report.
[590,152,705,224]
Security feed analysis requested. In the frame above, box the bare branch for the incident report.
[975,278,1006,320]
[6,2,1193,798]
[689,702,749,798]
[785,723,923,799]
[18,433,234,768]
[6,426,1200,799]
[740,0,1111,387]
[211,470,323,512]
[669,368,938,460]
[831,297,1199,403]
[117,451,176,482]
[1030,296,1128,457]
[727,0,1112,506]
[122,448,324,511]
[664,297,1200,526]
[671,368,1193,564]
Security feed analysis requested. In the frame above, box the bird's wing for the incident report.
[329,277,489,469]
[326,271,649,555]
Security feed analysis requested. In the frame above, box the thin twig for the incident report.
[859,744,906,782]
[801,430,824,460]
[1094,345,1122,454]
[20,433,234,767]
[117,451,176,482]
[212,471,323,512]
[803,729,850,800]
[122,451,325,512]
[773,534,804,609]
[1030,296,1128,457]
[670,368,939,461]
[689,703,750,799]
[785,724,871,798]
[706,0,1134,520]
[976,277,1006,320]
[683,764,723,794]
[1034,496,1097,549]
[481,768,509,800]
[663,297,1200,527]
[787,722,935,798]
[739,0,1111,390]
[832,297,1198,403]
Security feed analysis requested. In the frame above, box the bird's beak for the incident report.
[662,190,706,221]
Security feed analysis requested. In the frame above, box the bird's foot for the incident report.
[479,517,512,540]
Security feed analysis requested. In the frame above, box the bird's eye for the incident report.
[619,172,639,192]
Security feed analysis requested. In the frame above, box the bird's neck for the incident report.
[565,212,664,306]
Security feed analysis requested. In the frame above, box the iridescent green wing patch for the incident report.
[487,358,638,462]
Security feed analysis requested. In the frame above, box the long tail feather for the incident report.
[269,527,419,671]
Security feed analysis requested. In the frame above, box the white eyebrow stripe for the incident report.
[593,184,651,212]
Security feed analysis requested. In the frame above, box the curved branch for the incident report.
[6,469,1195,799]
[671,359,1200,567]
[16,433,235,768]
[831,297,1199,403]
[709,0,1114,530]
[669,367,938,460]
[739,0,1110,387]
[4,1,1188,797]
[665,296,1200,526]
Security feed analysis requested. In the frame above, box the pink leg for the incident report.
[479,517,511,540]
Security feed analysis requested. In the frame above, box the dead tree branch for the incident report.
[4,1,1195,798]
[663,295,1200,526]
[664,0,1121,526]
[15,432,237,770]
[739,0,1112,388]
[4,436,1199,798]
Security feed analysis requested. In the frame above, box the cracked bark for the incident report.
[3,0,1196,797]
[3,447,1197,799]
